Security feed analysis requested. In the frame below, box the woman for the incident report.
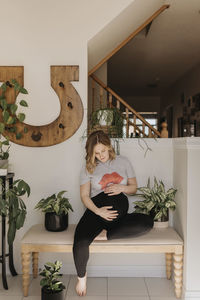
[73,130,153,296]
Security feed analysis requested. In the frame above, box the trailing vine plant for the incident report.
[0,79,29,159]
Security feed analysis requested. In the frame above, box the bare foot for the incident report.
[76,274,87,296]
[94,229,108,241]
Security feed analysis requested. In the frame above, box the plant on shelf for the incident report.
[90,107,124,138]
[0,79,29,174]
[133,177,177,227]
[0,137,10,174]
[0,178,31,245]
[40,260,65,300]
[35,190,73,232]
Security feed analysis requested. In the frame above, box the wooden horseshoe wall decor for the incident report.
[0,66,84,147]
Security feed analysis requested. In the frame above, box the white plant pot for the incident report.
[153,220,169,228]
[0,159,8,176]
[97,110,113,126]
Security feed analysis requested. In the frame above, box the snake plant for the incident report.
[133,177,177,221]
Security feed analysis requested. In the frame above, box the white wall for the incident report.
[88,0,164,71]
[0,0,138,275]
[173,138,200,299]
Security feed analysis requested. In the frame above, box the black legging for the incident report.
[73,192,153,277]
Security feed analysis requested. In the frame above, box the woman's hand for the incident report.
[104,184,124,196]
[96,206,119,221]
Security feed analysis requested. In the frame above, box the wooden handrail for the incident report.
[110,102,148,138]
[88,4,170,76]
[90,74,161,137]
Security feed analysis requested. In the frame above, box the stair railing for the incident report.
[90,74,167,138]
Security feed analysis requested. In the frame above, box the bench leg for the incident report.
[173,252,183,299]
[32,252,39,278]
[21,251,31,297]
[165,253,172,279]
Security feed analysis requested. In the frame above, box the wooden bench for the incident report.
[21,224,183,298]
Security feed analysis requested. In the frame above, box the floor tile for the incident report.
[67,276,107,296]
[108,277,148,296]
[150,297,182,300]
[0,296,22,300]
[66,296,107,300]
[0,275,24,296]
[108,297,150,300]
[22,297,40,300]
[145,278,175,297]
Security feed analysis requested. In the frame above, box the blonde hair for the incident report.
[85,130,116,173]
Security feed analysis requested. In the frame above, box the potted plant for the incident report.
[133,177,177,228]
[40,260,65,300]
[0,137,10,175]
[90,107,123,138]
[35,190,73,232]
[0,178,31,245]
[0,79,29,174]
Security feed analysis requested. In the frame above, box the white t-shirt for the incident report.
[80,155,136,198]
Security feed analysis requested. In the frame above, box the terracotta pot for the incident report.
[45,212,68,232]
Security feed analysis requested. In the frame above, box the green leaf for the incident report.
[16,211,26,229]
[0,98,7,110]
[10,104,18,114]
[16,132,22,139]
[17,180,31,197]
[19,87,28,94]
[8,126,17,133]
[57,190,67,198]
[7,221,16,245]
[7,116,15,125]
[24,127,28,133]
[20,100,28,107]
[0,83,7,92]
[2,139,9,145]
[0,122,5,133]
[3,110,10,123]
[17,113,25,122]
[147,177,150,188]
[154,210,163,221]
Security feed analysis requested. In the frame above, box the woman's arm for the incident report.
[80,182,99,215]
[80,182,119,221]
[104,177,137,196]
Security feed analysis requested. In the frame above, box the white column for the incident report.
[173,138,200,300]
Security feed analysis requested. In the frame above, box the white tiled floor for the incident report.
[0,275,182,300]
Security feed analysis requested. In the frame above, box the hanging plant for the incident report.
[0,79,29,159]
[90,107,123,138]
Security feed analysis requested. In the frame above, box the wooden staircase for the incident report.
[89,74,168,138]
[88,5,169,138]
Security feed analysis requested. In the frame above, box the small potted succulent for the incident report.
[133,177,177,228]
[40,260,65,300]
[35,191,73,232]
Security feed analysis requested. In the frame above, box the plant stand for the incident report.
[0,173,17,289]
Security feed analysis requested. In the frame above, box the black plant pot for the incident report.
[41,287,64,300]
[45,212,68,232]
